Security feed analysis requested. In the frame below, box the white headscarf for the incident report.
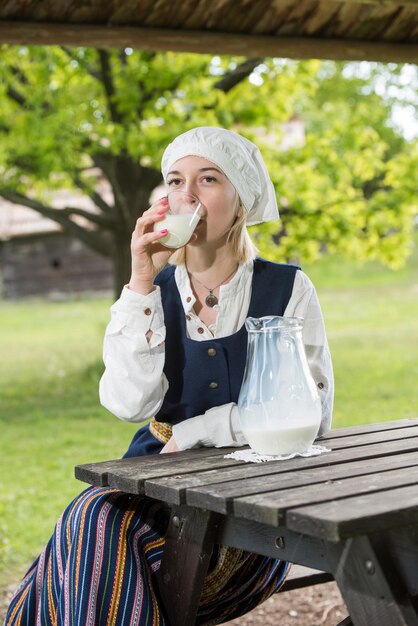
[161,127,279,226]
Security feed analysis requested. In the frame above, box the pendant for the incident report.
[205,292,218,307]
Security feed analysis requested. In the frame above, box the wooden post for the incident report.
[327,535,418,626]
[157,505,223,626]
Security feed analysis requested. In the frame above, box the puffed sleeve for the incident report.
[284,270,334,436]
[99,286,169,422]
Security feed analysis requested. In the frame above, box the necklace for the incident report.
[189,266,238,308]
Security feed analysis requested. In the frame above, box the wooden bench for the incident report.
[280,564,334,591]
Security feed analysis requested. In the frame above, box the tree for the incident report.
[0,47,295,295]
[0,47,416,296]
[254,62,418,268]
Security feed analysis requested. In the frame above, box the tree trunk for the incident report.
[99,153,163,299]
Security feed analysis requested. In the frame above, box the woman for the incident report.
[5,126,333,625]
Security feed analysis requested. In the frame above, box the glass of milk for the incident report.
[154,191,205,249]
[238,316,322,456]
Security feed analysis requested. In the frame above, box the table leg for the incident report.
[327,535,418,626]
[157,504,223,626]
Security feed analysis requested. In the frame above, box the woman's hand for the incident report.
[129,197,173,295]
[160,437,180,454]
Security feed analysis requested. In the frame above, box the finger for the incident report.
[136,197,169,222]
[144,197,169,217]
[132,228,169,248]
[134,210,168,235]
[151,196,169,210]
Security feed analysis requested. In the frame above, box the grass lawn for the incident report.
[306,244,418,426]
[1,241,418,587]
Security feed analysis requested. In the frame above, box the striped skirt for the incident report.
[4,486,289,625]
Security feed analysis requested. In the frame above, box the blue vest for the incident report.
[124,259,298,458]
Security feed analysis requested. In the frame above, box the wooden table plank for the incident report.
[320,417,418,439]
[287,483,418,541]
[145,437,418,504]
[105,451,249,494]
[183,450,418,514]
[231,465,418,529]
[319,424,418,449]
[75,447,239,488]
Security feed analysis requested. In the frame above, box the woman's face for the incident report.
[165,156,239,248]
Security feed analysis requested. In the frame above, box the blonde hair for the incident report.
[169,201,258,266]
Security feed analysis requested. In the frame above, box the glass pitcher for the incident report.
[238,316,321,456]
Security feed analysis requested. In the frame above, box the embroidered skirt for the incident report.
[5,486,289,625]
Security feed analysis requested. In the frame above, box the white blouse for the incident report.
[99,262,334,450]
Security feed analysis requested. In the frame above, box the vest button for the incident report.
[186,296,192,303]
[197,327,204,334]
[209,381,219,389]
[317,382,325,390]
[207,348,217,357]
[144,308,152,316]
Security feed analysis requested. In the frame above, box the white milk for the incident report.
[240,399,321,455]
[242,422,320,456]
[155,213,200,248]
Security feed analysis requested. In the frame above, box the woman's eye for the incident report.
[202,176,216,183]
[167,178,182,186]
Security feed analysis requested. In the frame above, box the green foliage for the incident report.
[251,62,418,268]
[0,46,416,276]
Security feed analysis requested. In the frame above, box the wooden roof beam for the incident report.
[0,23,417,64]
[329,0,418,6]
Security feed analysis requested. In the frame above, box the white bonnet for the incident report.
[161,126,279,226]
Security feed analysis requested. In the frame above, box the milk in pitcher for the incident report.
[243,422,320,456]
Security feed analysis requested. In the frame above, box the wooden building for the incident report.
[0,198,113,299]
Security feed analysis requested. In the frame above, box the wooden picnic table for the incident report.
[75,417,418,626]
